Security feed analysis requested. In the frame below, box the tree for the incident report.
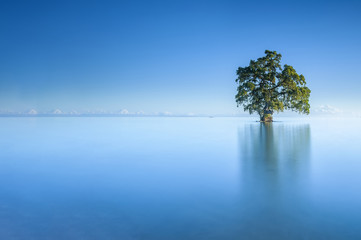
[235,50,311,122]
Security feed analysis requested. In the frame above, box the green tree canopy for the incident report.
[235,50,311,122]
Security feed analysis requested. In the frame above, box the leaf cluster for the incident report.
[235,50,311,116]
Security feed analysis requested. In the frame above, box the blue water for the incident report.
[0,117,360,239]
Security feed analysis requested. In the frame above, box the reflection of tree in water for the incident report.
[238,123,311,199]
[235,123,311,238]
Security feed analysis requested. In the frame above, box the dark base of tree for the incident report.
[260,114,273,122]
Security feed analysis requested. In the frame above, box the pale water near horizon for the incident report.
[0,117,360,239]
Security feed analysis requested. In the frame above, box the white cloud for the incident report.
[157,111,172,116]
[351,111,361,118]
[28,109,38,115]
[69,110,79,115]
[52,109,63,114]
[313,105,343,114]
[119,109,129,114]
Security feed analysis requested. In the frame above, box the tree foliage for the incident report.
[235,50,311,121]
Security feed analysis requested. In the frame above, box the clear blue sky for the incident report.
[1,0,361,115]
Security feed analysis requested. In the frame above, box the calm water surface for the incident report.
[0,117,360,239]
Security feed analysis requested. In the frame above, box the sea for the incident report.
[0,117,360,239]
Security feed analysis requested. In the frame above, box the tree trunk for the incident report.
[260,109,273,122]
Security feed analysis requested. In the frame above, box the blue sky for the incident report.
[1,0,361,115]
